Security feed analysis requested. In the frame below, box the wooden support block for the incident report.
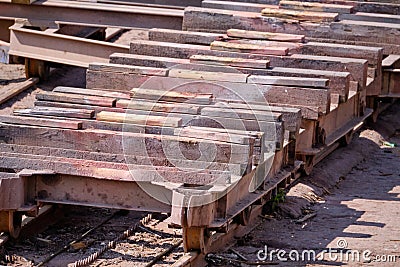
[53,86,131,99]
[96,111,182,128]
[279,1,354,14]
[189,55,269,68]
[88,62,168,76]
[0,78,38,105]
[248,75,329,88]
[261,7,339,22]
[168,68,249,83]
[131,88,213,104]
[14,107,95,119]
[226,29,304,43]
[36,92,116,107]
[0,115,82,130]
[149,28,223,45]
[210,41,289,56]
[116,99,200,115]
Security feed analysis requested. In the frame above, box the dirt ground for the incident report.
[224,103,400,266]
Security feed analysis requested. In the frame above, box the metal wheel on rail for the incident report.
[0,211,22,239]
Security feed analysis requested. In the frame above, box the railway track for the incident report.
[2,208,185,267]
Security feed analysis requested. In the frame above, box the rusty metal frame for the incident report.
[0,0,183,30]
[9,22,129,67]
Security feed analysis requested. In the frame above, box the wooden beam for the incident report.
[189,55,269,68]
[116,99,200,114]
[149,28,223,45]
[0,78,38,105]
[0,115,82,130]
[0,124,252,164]
[36,92,116,107]
[210,41,289,56]
[279,1,354,14]
[261,7,339,22]
[96,111,183,128]
[226,29,304,43]
[247,75,329,88]
[53,86,131,99]
[131,88,213,104]
[14,107,95,119]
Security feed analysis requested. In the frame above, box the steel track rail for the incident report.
[0,0,183,30]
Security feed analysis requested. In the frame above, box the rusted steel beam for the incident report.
[0,0,183,30]
[9,23,129,67]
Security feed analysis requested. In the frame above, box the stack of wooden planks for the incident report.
[183,0,400,101]
[85,23,378,172]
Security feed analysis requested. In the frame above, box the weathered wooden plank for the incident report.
[261,7,339,22]
[248,75,329,88]
[36,92,116,107]
[247,67,349,99]
[149,28,224,45]
[0,124,252,164]
[0,153,232,185]
[189,55,269,68]
[125,40,366,88]
[183,7,400,47]
[189,55,349,96]
[222,38,302,53]
[131,88,213,104]
[210,40,289,56]
[53,86,131,99]
[280,1,354,14]
[175,127,254,145]
[202,0,277,13]
[88,62,168,76]
[96,111,182,128]
[217,100,301,132]
[129,40,268,60]
[288,54,367,88]
[382,54,400,68]
[116,99,200,114]
[14,107,95,119]
[0,78,38,105]
[226,29,305,42]
[0,143,246,176]
[200,106,280,122]
[0,115,82,130]
[269,103,319,120]
[301,42,383,66]
[110,53,189,68]
[168,68,249,83]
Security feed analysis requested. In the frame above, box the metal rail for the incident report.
[9,23,129,67]
[0,0,183,30]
